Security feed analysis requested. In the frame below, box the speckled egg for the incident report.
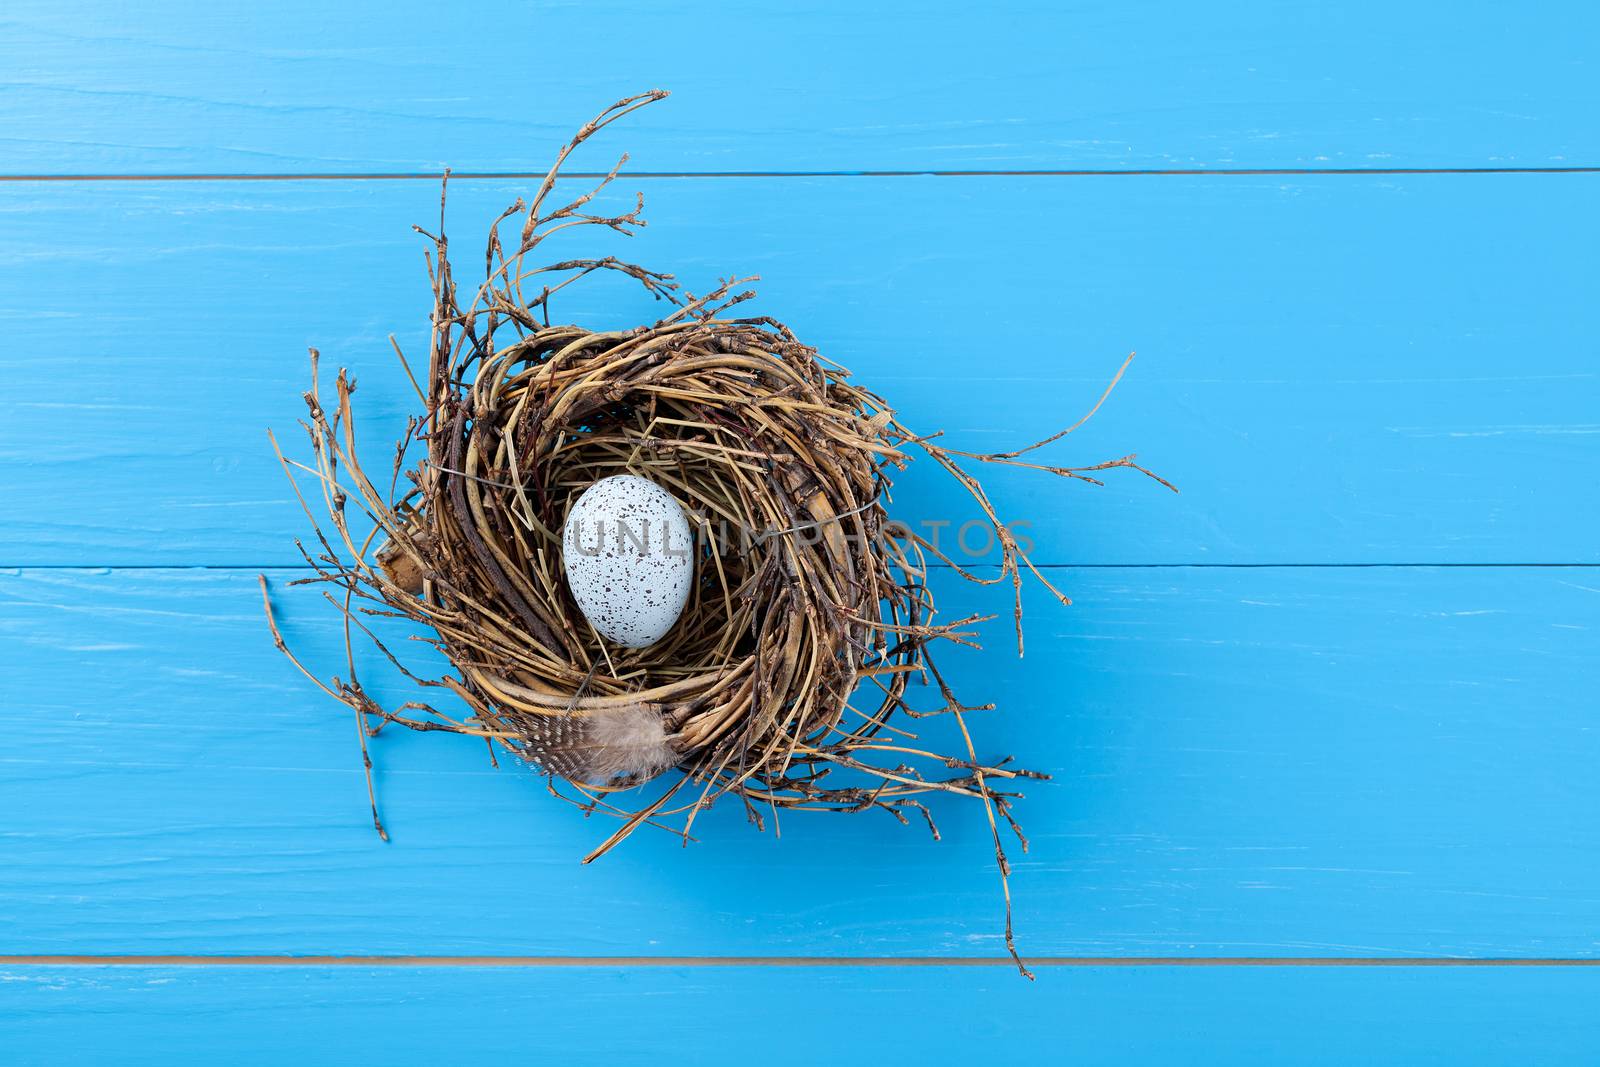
[562,475,694,649]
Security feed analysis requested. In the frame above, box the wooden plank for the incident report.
[2,963,1598,1064]
[3,1,1597,175]
[1,175,1595,566]
[3,565,1596,957]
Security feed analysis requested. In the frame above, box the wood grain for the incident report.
[3,964,1597,1064]
[4,565,1596,957]
[5,16,1598,1059]
[3,0,1597,175]
[1,175,1595,566]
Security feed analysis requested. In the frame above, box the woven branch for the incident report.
[261,91,1172,979]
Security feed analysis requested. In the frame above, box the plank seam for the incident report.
[3,956,1598,967]
[6,563,1599,572]
[1,168,1598,183]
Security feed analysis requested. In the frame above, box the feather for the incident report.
[530,703,677,785]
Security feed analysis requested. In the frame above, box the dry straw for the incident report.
[262,91,1171,978]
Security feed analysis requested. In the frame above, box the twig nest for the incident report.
[410,312,896,792]
[264,92,1169,979]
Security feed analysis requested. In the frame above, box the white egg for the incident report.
[562,474,695,649]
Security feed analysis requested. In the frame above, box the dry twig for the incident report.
[262,91,1171,979]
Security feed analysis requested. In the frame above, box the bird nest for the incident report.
[261,92,1169,977]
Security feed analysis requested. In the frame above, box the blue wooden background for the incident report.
[2,1,1597,1062]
